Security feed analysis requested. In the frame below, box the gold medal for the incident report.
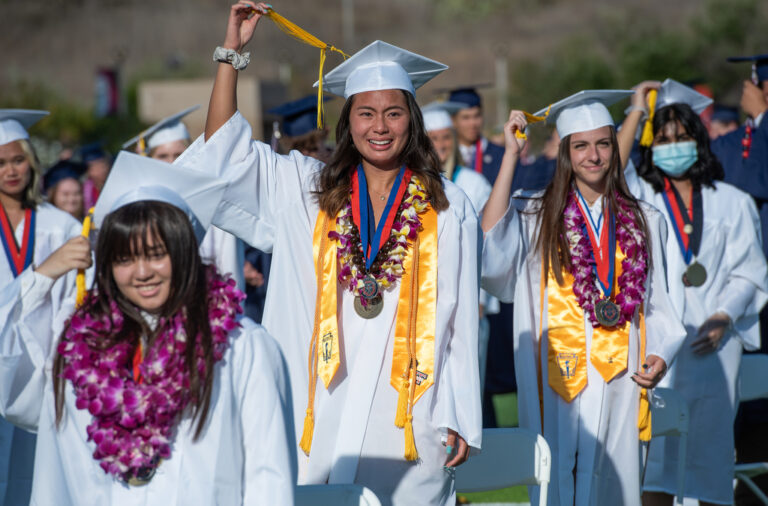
[125,459,162,486]
[682,262,707,287]
[595,298,621,327]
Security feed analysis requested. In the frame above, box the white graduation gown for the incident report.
[481,192,686,506]
[198,226,246,291]
[0,268,297,506]
[625,164,768,504]
[0,202,81,506]
[175,111,483,506]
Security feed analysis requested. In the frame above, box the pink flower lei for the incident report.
[57,266,244,482]
[329,174,430,301]
[563,190,648,327]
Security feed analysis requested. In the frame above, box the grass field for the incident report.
[456,393,530,504]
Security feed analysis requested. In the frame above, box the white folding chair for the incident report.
[649,387,689,506]
[735,354,768,505]
[455,427,551,506]
[295,484,382,506]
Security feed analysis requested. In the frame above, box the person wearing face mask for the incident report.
[618,79,768,506]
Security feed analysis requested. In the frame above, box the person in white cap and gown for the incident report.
[0,151,296,505]
[617,79,768,506]
[481,92,687,506]
[422,102,497,388]
[174,3,482,504]
[124,106,245,291]
[0,109,83,506]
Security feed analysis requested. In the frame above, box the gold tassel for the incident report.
[138,137,148,156]
[394,378,409,428]
[75,207,95,308]
[640,89,658,147]
[515,105,552,141]
[299,408,315,455]
[404,414,418,461]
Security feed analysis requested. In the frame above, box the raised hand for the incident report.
[630,80,662,112]
[223,1,271,52]
[35,236,92,282]
[503,110,528,155]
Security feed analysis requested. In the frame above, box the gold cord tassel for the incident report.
[394,378,409,428]
[404,414,418,461]
[75,207,94,308]
[299,408,315,455]
[640,89,658,147]
[263,8,349,129]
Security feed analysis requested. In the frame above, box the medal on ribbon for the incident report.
[0,206,35,278]
[661,178,706,287]
[575,191,620,327]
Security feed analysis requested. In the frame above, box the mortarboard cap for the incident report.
[314,40,448,99]
[711,103,740,123]
[122,105,200,153]
[93,151,227,244]
[654,78,713,114]
[43,160,86,192]
[421,100,466,116]
[448,87,483,109]
[0,109,49,146]
[535,90,634,138]
[268,95,329,137]
[727,54,768,83]
[422,109,453,132]
[79,143,110,164]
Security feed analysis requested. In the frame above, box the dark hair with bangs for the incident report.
[52,200,216,439]
[315,90,449,217]
[637,103,724,192]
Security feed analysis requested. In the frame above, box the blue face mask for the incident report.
[651,141,698,177]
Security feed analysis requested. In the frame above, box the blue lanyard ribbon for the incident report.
[357,164,406,271]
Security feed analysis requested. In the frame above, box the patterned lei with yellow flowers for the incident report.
[329,175,430,301]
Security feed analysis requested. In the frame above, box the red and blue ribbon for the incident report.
[0,207,35,278]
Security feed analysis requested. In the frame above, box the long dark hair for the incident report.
[535,127,650,285]
[316,90,449,216]
[637,103,724,192]
[53,201,215,439]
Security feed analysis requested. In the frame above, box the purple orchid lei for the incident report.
[329,175,430,303]
[563,190,648,327]
[57,266,244,482]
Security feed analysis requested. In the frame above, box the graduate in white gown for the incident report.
[0,152,296,505]
[422,103,497,387]
[0,109,83,506]
[617,80,768,506]
[123,106,245,291]
[173,3,482,504]
[481,92,687,506]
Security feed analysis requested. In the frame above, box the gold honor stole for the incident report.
[301,206,438,460]
[540,246,652,440]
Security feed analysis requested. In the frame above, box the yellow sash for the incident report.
[539,246,651,439]
[300,206,438,460]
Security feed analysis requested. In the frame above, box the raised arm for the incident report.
[617,81,660,171]
[480,110,527,232]
[206,2,269,140]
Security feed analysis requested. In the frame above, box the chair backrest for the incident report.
[650,387,689,437]
[455,427,551,493]
[295,484,382,506]
[739,354,768,402]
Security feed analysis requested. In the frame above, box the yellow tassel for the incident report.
[640,89,658,147]
[75,207,95,308]
[404,415,418,461]
[514,104,552,141]
[263,8,349,130]
[394,379,409,428]
[299,408,315,455]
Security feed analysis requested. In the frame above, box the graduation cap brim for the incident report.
[122,105,200,149]
[534,90,635,122]
[0,109,49,130]
[421,100,467,115]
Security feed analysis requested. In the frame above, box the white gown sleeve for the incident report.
[235,319,297,505]
[642,209,687,365]
[174,111,324,253]
[715,194,768,349]
[434,209,483,451]
[481,197,529,303]
[0,268,74,431]
[198,227,246,291]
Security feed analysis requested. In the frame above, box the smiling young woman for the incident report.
[0,153,296,505]
[617,79,768,506]
[0,110,83,505]
[480,91,687,506]
[172,3,482,504]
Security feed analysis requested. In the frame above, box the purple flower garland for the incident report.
[564,190,648,327]
[58,266,244,482]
